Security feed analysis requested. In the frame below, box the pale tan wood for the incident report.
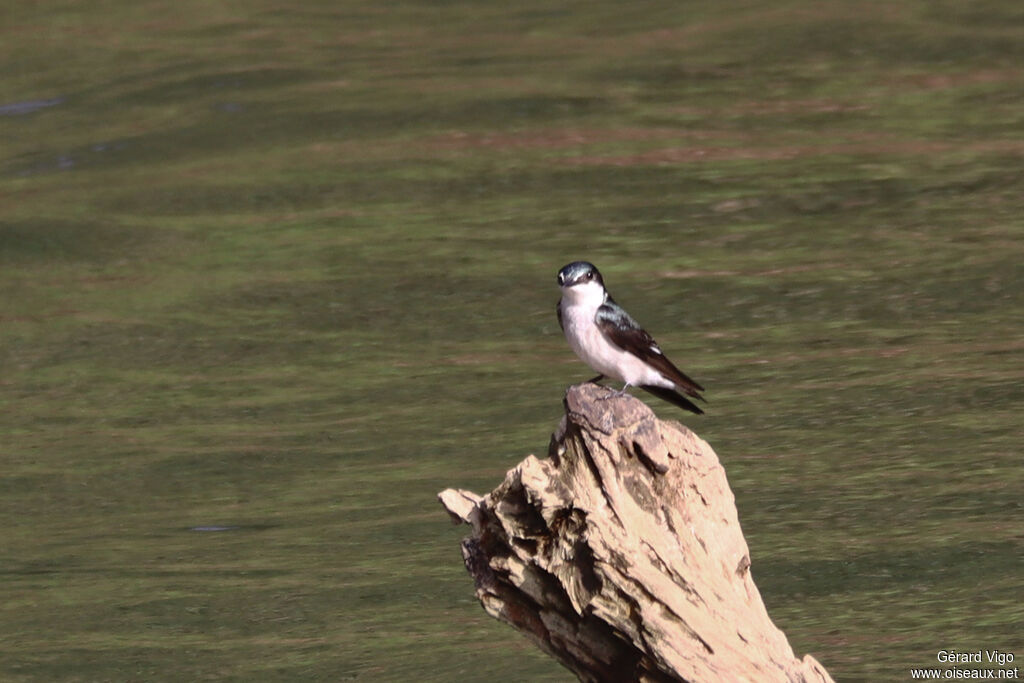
[439,383,834,683]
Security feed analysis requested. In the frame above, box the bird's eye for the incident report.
[584,272,592,280]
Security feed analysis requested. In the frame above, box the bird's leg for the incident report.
[587,374,605,384]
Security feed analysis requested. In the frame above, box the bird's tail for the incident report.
[640,385,705,415]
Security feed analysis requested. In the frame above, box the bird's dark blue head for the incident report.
[557,261,604,288]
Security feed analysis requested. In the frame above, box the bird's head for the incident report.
[557,261,606,304]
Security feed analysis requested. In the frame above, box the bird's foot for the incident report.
[598,384,630,400]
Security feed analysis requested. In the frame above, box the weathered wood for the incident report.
[439,383,834,683]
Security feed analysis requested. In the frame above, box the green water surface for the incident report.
[2,1,1022,680]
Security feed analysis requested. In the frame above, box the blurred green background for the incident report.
[2,1,1022,680]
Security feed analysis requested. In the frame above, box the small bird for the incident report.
[556,261,706,414]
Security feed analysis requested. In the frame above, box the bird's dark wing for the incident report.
[595,298,705,400]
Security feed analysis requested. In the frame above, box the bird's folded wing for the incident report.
[595,300,705,399]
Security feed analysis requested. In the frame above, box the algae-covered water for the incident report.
[2,2,1022,680]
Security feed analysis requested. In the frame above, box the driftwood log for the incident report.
[439,383,834,683]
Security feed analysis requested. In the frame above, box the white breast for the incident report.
[559,291,671,388]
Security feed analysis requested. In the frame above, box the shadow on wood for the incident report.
[439,383,834,683]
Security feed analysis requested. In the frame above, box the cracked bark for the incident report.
[439,383,834,683]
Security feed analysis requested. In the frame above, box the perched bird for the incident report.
[556,261,706,414]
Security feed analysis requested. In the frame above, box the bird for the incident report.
[556,261,706,414]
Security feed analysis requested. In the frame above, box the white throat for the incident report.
[560,279,606,310]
